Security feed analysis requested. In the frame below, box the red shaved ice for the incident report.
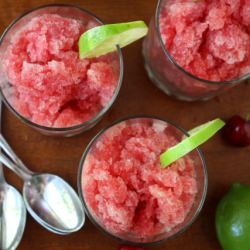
[82,119,198,241]
[160,0,250,82]
[2,14,119,128]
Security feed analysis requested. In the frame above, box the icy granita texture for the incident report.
[82,119,198,241]
[160,0,250,81]
[2,14,119,128]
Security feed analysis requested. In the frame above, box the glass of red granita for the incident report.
[0,4,123,136]
[78,116,207,245]
[143,0,250,101]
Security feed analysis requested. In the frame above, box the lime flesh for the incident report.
[79,21,148,59]
[160,118,225,168]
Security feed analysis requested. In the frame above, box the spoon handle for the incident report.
[0,100,3,250]
[0,153,31,181]
[0,134,33,176]
[0,101,5,183]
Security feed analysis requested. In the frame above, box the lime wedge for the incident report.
[160,118,225,168]
[78,21,148,59]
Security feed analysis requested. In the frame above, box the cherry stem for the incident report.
[247,112,250,121]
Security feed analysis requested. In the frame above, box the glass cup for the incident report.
[143,0,250,101]
[78,116,208,246]
[0,4,123,136]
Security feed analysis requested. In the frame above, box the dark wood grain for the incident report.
[0,0,250,249]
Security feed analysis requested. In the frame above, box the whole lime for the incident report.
[216,183,250,250]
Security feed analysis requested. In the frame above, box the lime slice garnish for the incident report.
[160,118,225,168]
[78,21,148,59]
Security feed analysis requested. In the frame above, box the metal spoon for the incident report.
[0,135,85,235]
[0,101,26,249]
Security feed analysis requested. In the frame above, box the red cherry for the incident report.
[119,245,146,250]
[223,115,250,147]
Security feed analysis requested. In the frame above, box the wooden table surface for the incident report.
[0,0,250,249]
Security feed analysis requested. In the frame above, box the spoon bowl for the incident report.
[0,136,85,235]
[23,174,84,234]
[0,100,26,249]
[0,181,26,249]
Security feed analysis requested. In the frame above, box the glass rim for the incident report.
[77,114,208,246]
[155,0,250,85]
[0,3,124,132]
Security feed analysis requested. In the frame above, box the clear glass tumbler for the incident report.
[0,4,123,136]
[78,116,208,246]
[143,0,250,101]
